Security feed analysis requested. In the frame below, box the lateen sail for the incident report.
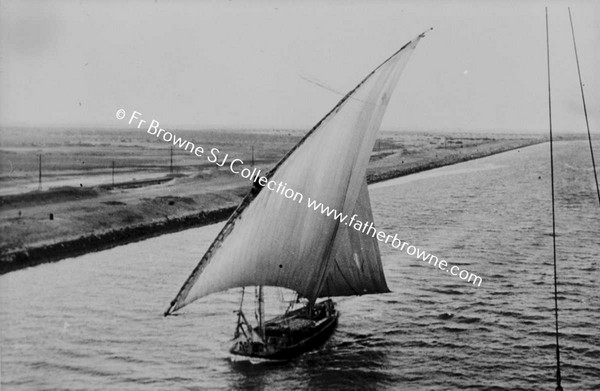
[165,31,428,315]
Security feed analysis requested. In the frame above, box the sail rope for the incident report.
[311,173,355,301]
[233,287,246,340]
[332,258,362,296]
[285,293,300,315]
[277,288,287,314]
[254,286,259,326]
[568,7,600,207]
[239,287,245,312]
[546,8,563,391]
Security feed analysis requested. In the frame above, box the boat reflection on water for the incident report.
[227,328,393,390]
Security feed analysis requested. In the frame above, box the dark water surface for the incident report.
[2,141,599,390]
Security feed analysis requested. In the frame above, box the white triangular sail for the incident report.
[318,178,389,297]
[165,31,428,315]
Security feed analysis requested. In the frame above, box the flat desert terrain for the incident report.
[0,127,550,272]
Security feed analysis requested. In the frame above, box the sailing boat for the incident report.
[164,29,431,359]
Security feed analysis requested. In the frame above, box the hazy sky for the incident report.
[1,0,598,133]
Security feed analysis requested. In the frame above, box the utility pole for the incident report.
[170,146,173,173]
[38,154,42,190]
[251,146,254,168]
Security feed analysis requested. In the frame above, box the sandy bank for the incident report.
[0,136,547,275]
[0,207,235,274]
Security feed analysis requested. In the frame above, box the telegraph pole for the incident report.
[38,154,42,190]
[170,146,173,173]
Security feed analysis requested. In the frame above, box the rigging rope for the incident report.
[239,286,245,312]
[546,8,563,391]
[254,286,259,325]
[568,7,600,207]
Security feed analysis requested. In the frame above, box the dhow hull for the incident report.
[230,300,338,360]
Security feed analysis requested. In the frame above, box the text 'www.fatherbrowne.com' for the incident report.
[305,200,482,287]
[117,109,483,287]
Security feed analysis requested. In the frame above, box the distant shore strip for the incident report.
[129,111,304,203]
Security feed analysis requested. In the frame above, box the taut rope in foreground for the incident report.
[546,7,563,391]
[568,7,600,207]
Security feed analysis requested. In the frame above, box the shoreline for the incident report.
[0,207,236,275]
[366,139,542,183]
[0,139,544,275]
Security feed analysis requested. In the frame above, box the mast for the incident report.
[545,8,563,391]
[258,285,265,339]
